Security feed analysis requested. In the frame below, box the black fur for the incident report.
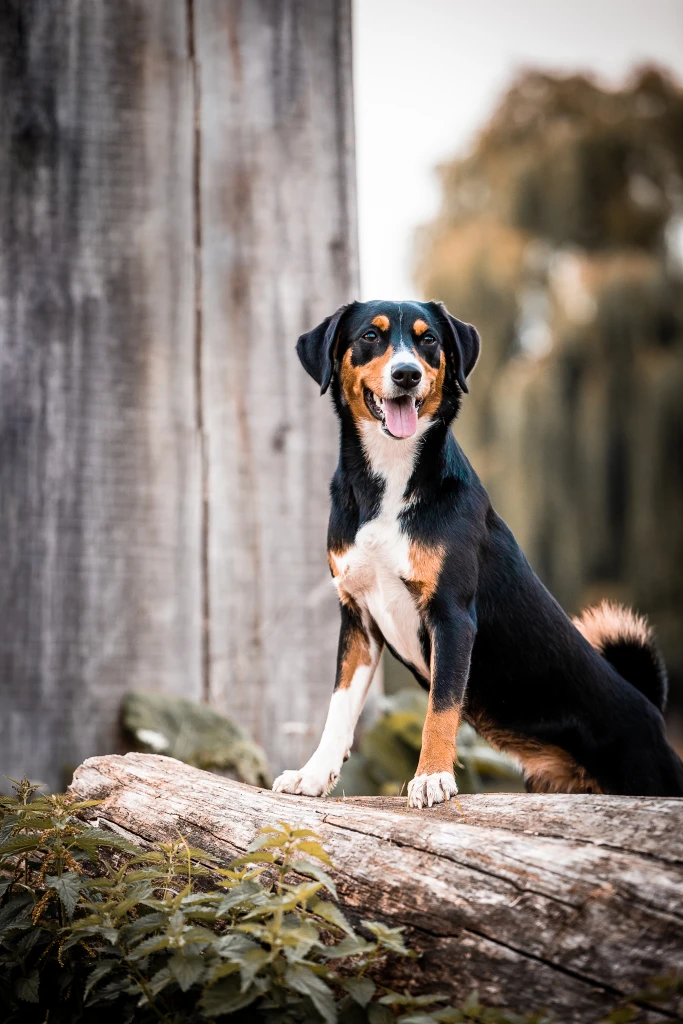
[600,638,668,714]
[298,300,683,797]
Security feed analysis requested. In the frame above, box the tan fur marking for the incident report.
[372,314,390,332]
[338,625,372,690]
[417,350,445,419]
[472,717,603,794]
[416,704,460,776]
[329,545,375,610]
[340,346,393,424]
[407,542,444,609]
[413,318,429,336]
[573,600,652,653]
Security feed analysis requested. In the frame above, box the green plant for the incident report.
[0,776,419,1022]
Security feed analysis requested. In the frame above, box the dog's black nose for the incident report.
[391,363,422,389]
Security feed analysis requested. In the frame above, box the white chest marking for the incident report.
[332,419,434,680]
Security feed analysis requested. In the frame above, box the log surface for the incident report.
[70,753,683,1022]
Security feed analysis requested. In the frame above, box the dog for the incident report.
[273,300,683,807]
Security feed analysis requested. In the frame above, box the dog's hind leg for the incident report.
[469,716,603,794]
[272,604,383,797]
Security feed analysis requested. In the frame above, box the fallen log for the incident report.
[69,753,683,1022]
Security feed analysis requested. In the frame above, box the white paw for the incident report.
[407,771,457,809]
[272,764,339,797]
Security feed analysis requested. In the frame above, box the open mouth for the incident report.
[364,388,421,439]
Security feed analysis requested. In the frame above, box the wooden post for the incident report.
[0,1,356,790]
[71,753,683,1023]
[195,0,357,772]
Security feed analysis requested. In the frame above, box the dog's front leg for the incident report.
[273,605,383,797]
[408,607,475,809]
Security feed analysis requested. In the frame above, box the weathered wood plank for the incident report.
[0,0,359,791]
[0,0,202,791]
[70,753,683,1021]
[195,0,358,773]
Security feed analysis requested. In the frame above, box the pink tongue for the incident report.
[384,397,418,438]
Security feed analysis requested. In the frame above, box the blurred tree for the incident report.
[416,68,683,718]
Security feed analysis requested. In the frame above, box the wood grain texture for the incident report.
[0,0,357,789]
[70,753,683,1021]
[195,0,357,772]
[0,1,202,791]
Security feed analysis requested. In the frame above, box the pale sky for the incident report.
[353,0,683,300]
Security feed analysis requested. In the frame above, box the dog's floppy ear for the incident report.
[296,302,355,395]
[430,301,480,394]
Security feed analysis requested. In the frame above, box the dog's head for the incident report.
[296,300,480,439]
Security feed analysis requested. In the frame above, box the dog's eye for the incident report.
[362,330,378,342]
[422,333,437,345]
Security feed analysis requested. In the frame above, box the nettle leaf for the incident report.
[148,966,173,998]
[325,934,376,959]
[0,835,42,857]
[248,833,289,852]
[72,828,140,855]
[181,892,221,907]
[343,976,376,1008]
[215,932,260,961]
[200,976,260,1017]
[14,969,40,1003]
[290,827,325,840]
[127,935,172,960]
[168,952,205,991]
[216,879,264,916]
[381,992,449,1008]
[45,872,83,918]
[243,881,323,919]
[84,959,119,1001]
[0,814,19,845]
[310,897,353,935]
[0,878,12,898]
[363,920,410,955]
[61,924,120,949]
[0,892,34,932]
[292,840,334,867]
[368,1006,395,1024]
[240,947,272,990]
[229,850,277,869]
[279,922,321,958]
[460,991,483,1016]
[291,859,338,899]
[285,964,337,1024]
[181,925,219,947]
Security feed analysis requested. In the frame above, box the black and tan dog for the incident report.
[273,300,683,807]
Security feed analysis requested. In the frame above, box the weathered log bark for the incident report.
[70,752,683,1022]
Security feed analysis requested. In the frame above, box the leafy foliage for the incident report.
[0,777,680,1023]
[332,690,523,797]
[122,691,271,787]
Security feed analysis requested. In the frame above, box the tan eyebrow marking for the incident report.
[372,314,390,331]
[413,318,429,335]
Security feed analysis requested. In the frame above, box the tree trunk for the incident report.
[0,0,355,791]
[70,752,683,1023]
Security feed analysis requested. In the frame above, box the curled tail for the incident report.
[573,601,668,713]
